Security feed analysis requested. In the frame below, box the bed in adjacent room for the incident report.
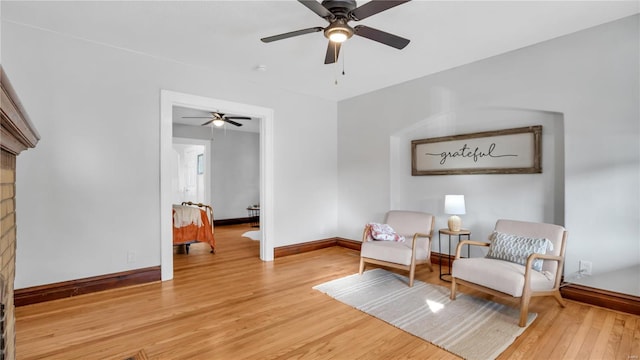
[172,202,215,254]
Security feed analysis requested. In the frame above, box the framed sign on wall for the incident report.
[411,125,542,175]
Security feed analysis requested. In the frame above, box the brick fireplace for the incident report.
[0,66,40,360]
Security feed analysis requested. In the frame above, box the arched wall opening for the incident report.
[389,107,565,257]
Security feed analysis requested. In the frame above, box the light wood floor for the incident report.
[16,224,640,359]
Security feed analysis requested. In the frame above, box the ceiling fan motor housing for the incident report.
[321,0,357,18]
[321,0,357,42]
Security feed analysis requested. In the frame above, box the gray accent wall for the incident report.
[337,15,639,286]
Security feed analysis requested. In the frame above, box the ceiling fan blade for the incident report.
[298,0,335,21]
[354,25,410,49]
[225,119,243,127]
[201,120,214,126]
[182,116,213,119]
[324,41,341,64]
[261,27,323,43]
[351,0,410,21]
[225,116,252,120]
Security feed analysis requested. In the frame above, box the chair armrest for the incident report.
[413,232,431,238]
[454,240,489,259]
[524,253,564,275]
[362,224,372,243]
[410,232,432,249]
[527,253,563,263]
[525,253,564,271]
[523,253,565,289]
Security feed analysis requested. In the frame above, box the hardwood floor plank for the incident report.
[589,311,617,359]
[578,308,608,359]
[15,224,640,359]
[547,302,592,359]
[630,317,640,360]
[523,298,575,359]
[609,314,627,359]
[497,296,561,359]
[563,307,595,359]
[591,312,620,359]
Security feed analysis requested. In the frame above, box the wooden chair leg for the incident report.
[359,258,365,275]
[408,263,416,287]
[553,290,566,307]
[450,277,457,300]
[519,294,531,327]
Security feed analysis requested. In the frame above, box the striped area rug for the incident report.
[313,269,535,360]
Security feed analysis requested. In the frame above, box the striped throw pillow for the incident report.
[486,231,553,271]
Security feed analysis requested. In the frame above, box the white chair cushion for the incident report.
[452,258,555,297]
[361,240,429,266]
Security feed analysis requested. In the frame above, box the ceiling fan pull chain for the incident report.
[342,44,346,76]
[334,43,345,85]
[334,42,339,85]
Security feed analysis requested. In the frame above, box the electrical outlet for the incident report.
[579,260,592,276]
[127,251,136,263]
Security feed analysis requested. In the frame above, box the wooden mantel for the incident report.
[0,65,39,360]
[1,66,40,154]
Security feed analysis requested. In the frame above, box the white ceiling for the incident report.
[3,0,638,104]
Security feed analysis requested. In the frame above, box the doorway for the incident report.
[172,138,210,206]
[160,90,274,281]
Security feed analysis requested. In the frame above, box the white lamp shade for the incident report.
[444,195,466,215]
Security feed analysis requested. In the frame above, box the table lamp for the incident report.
[445,195,465,231]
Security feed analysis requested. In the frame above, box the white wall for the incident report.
[5,7,637,292]
[5,20,338,288]
[338,15,639,281]
[173,124,260,220]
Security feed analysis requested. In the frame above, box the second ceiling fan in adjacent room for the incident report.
[183,112,252,127]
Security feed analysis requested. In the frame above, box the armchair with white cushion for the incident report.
[450,219,568,327]
[359,210,435,287]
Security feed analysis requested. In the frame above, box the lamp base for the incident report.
[448,215,462,232]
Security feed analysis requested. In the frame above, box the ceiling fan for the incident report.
[182,112,252,127]
[261,0,411,64]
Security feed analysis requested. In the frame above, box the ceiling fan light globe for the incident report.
[329,31,348,43]
[324,20,353,43]
[212,119,225,127]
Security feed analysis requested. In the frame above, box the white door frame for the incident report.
[160,90,274,281]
